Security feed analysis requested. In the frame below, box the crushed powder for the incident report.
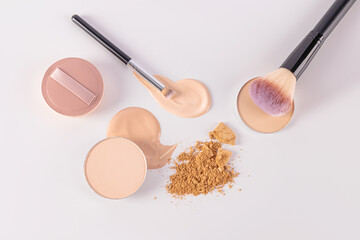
[209,122,236,145]
[167,123,239,197]
[216,148,232,167]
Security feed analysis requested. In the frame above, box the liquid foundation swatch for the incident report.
[107,107,177,169]
[133,73,211,118]
[237,78,294,133]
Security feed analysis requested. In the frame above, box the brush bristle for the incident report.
[249,68,296,116]
[161,87,175,99]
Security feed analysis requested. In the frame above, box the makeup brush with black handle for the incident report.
[249,0,356,116]
[71,14,174,99]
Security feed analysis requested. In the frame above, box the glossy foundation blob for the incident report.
[133,73,211,118]
[237,78,294,133]
[85,137,147,199]
[107,107,177,169]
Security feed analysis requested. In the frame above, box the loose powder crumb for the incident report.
[209,122,236,145]
[167,123,239,197]
[216,148,232,167]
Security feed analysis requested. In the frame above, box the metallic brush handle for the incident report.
[128,60,164,91]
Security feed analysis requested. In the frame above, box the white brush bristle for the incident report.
[249,68,296,116]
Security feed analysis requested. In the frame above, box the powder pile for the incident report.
[167,123,238,197]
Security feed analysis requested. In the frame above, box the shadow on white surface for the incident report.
[133,168,167,198]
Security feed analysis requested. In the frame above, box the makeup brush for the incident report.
[249,0,355,116]
[71,14,175,99]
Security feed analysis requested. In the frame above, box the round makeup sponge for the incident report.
[42,57,103,116]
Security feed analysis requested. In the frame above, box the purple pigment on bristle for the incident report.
[249,79,291,116]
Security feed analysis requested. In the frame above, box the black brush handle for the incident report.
[71,14,131,65]
[281,0,356,79]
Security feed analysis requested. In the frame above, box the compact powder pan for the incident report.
[237,78,294,133]
[42,57,104,116]
[85,137,147,199]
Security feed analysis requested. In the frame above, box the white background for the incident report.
[1,0,359,239]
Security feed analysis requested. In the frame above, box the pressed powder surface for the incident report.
[42,58,103,116]
[237,78,294,133]
[85,138,147,199]
[133,73,211,118]
[107,107,177,169]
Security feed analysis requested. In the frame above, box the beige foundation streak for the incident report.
[133,72,211,118]
[107,107,177,169]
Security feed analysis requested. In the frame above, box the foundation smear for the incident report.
[237,78,294,133]
[107,107,177,169]
[167,123,239,198]
[133,73,211,118]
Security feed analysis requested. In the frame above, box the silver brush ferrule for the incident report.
[128,60,165,92]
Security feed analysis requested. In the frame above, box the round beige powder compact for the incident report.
[85,137,147,199]
[237,78,294,133]
[42,57,104,116]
